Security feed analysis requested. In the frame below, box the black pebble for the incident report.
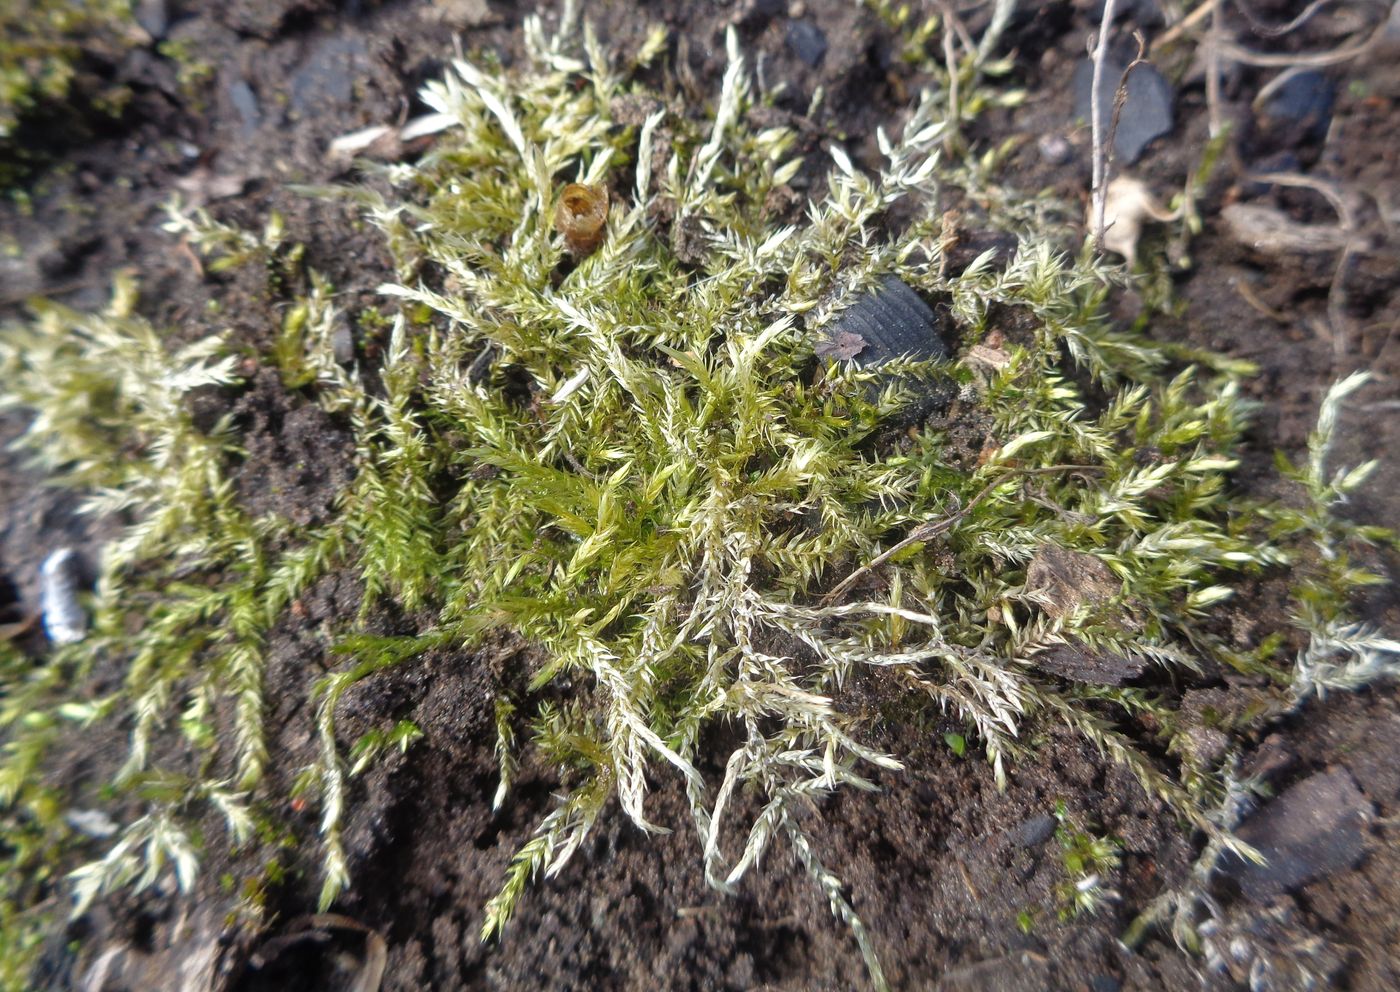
[1264,70,1335,145]
[1008,813,1058,849]
[786,20,829,68]
[1071,56,1174,164]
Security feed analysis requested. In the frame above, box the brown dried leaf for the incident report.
[815,330,868,362]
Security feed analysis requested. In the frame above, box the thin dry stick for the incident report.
[1205,0,1224,138]
[1152,0,1221,54]
[1218,15,1389,67]
[1232,0,1341,38]
[820,465,1103,606]
[1089,0,1121,250]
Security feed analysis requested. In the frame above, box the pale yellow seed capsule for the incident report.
[554,182,609,256]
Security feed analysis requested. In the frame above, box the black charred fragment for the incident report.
[821,276,953,424]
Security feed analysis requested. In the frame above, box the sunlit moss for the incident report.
[0,9,1393,991]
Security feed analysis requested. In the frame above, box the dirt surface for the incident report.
[3,1,1400,990]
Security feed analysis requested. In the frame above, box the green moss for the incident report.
[0,10,1395,991]
[0,0,136,178]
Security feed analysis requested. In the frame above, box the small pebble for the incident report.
[1008,813,1058,848]
[1221,767,1371,901]
[135,0,169,39]
[786,20,828,68]
[1071,55,1174,164]
[1037,133,1072,166]
[1263,70,1335,145]
[228,79,261,135]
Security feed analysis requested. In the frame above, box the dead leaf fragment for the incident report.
[815,330,869,362]
[964,343,1011,370]
[1097,175,1180,267]
[1025,545,1119,620]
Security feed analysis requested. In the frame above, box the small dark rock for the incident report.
[1222,767,1372,902]
[1008,813,1058,849]
[227,79,261,135]
[1037,132,1073,166]
[786,20,829,67]
[135,0,170,39]
[1089,977,1122,992]
[829,276,949,369]
[331,322,356,365]
[821,277,953,424]
[1032,643,1148,685]
[290,36,369,120]
[1263,70,1335,145]
[1071,56,1174,164]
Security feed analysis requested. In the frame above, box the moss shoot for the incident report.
[1,9,1395,991]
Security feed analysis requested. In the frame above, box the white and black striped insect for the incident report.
[39,548,87,645]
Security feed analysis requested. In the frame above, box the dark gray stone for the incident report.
[291,36,369,119]
[1008,813,1058,848]
[135,0,170,39]
[1072,56,1174,164]
[228,79,261,135]
[818,277,952,424]
[786,20,828,68]
[1032,643,1148,685]
[1263,70,1335,144]
[825,276,949,368]
[1222,767,1372,902]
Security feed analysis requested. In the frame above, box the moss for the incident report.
[0,0,137,181]
[0,10,1395,991]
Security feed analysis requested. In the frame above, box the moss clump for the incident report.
[0,10,1394,991]
[0,0,136,142]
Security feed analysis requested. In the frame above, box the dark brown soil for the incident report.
[3,1,1399,990]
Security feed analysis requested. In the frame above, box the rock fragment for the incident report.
[1072,56,1174,164]
[1222,767,1372,902]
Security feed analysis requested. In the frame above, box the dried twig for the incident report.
[1152,0,1222,54]
[1089,0,1121,250]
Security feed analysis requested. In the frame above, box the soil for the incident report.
[2,1,1399,990]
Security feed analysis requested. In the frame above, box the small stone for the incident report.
[228,79,261,135]
[1031,643,1148,685]
[1008,813,1058,848]
[135,0,170,40]
[1072,56,1174,164]
[1037,133,1072,166]
[1262,70,1335,145]
[291,37,368,120]
[332,323,356,365]
[828,276,949,369]
[786,20,828,67]
[1089,977,1122,992]
[1222,767,1372,902]
[821,277,952,424]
